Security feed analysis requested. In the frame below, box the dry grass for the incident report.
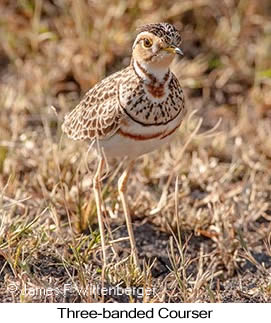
[0,0,271,302]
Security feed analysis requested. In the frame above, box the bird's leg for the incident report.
[93,157,107,266]
[118,160,140,269]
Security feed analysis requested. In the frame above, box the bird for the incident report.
[62,22,186,269]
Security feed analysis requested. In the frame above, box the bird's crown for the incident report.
[136,22,182,48]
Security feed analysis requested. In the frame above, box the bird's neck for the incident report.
[132,58,171,85]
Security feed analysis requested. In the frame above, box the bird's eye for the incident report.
[142,38,152,48]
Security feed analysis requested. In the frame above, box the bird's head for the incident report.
[132,23,183,71]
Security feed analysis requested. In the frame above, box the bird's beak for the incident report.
[164,46,184,56]
[174,47,184,56]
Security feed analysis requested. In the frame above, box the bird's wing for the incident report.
[62,66,132,141]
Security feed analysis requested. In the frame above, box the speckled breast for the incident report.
[118,72,185,127]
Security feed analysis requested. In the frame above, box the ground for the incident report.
[0,0,271,303]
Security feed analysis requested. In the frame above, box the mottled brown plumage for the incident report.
[62,68,125,140]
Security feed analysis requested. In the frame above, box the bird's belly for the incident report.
[100,117,182,159]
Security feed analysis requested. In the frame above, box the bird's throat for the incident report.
[132,59,170,84]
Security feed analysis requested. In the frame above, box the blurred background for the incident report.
[0,0,271,302]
